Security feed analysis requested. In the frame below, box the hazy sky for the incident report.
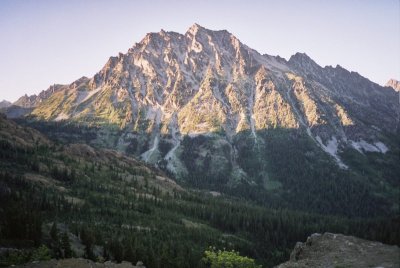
[0,0,399,102]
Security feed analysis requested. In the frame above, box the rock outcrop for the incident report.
[13,258,145,268]
[276,233,399,268]
[386,78,400,91]
[13,83,70,108]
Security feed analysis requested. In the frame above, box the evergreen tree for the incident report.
[124,243,135,264]
[110,239,123,263]
[50,222,58,242]
[61,232,72,258]
[80,227,95,261]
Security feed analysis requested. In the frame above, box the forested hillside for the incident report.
[0,114,399,267]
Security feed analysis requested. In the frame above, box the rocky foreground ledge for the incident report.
[12,233,399,268]
[276,232,399,268]
[13,258,145,268]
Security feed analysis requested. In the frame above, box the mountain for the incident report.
[0,100,11,109]
[1,83,66,118]
[386,78,400,91]
[13,82,72,108]
[9,24,400,217]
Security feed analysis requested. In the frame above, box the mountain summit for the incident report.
[8,25,399,216]
[386,78,400,91]
[0,100,11,109]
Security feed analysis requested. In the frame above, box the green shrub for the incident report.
[202,247,261,268]
[31,245,51,261]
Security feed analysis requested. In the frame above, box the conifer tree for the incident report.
[61,232,72,258]
[50,222,58,242]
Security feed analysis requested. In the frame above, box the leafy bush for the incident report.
[202,247,261,268]
[31,245,51,261]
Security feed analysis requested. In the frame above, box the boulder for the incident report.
[277,233,399,268]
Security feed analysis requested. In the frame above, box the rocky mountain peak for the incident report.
[135,33,165,57]
[386,78,400,91]
[69,76,89,89]
[11,78,87,109]
[185,23,234,48]
[289,52,313,62]
[0,100,11,109]
[288,52,321,73]
[185,23,206,36]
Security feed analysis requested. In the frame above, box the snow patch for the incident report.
[209,191,221,197]
[351,140,388,154]
[164,114,183,175]
[141,136,159,163]
[285,81,347,169]
[165,142,179,161]
[374,142,388,153]
[74,91,88,104]
[141,107,162,163]
[126,85,138,119]
[54,113,69,121]
[248,80,257,141]
[75,87,102,105]
[316,136,348,169]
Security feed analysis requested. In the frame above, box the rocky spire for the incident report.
[385,78,400,91]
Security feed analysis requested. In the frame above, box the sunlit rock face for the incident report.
[386,78,400,91]
[11,24,399,184]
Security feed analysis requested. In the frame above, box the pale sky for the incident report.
[0,0,399,102]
